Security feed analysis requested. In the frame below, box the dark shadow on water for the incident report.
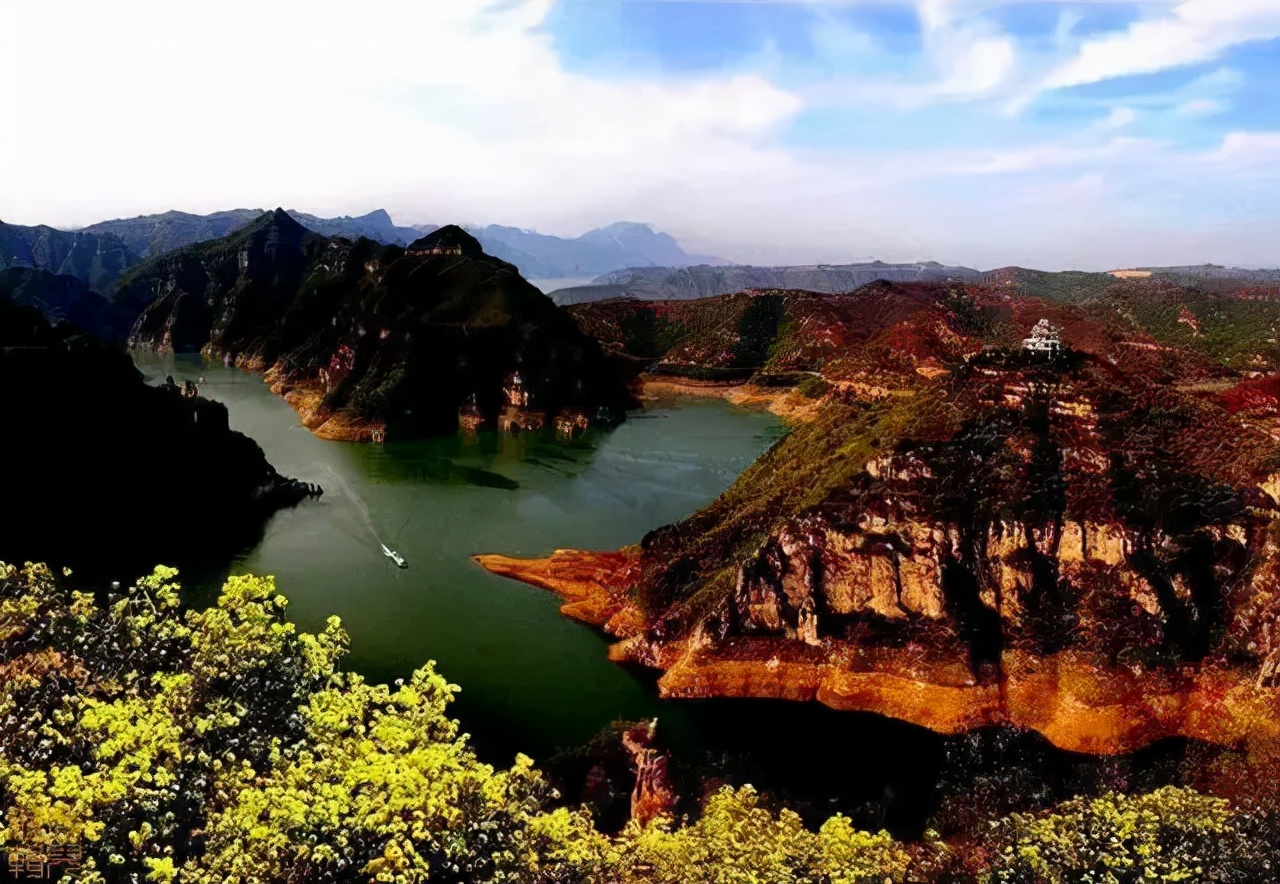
[356,447,520,490]
[352,429,610,489]
[437,655,1216,840]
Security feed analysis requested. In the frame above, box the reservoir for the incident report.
[135,357,776,744]
[135,355,950,833]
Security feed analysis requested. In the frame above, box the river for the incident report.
[134,355,784,744]
[135,355,949,833]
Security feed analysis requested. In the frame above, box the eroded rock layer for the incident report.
[479,302,1280,765]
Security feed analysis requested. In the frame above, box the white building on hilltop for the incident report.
[1022,319,1063,355]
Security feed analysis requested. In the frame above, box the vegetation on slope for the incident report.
[571,277,1280,387]
[121,213,636,437]
[2,563,1275,883]
[636,342,1280,663]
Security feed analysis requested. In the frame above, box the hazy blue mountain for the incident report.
[288,209,422,246]
[83,208,423,257]
[1137,264,1280,282]
[0,221,140,292]
[82,210,260,257]
[75,211,717,279]
[549,260,981,303]
[461,221,726,279]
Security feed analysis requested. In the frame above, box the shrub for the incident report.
[798,376,832,399]
[981,786,1275,884]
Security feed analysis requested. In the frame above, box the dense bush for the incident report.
[981,787,1278,883]
[2,563,1273,883]
[0,564,910,883]
[797,376,831,399]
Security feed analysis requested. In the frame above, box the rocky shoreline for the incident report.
[638,375,825,423]
[474,548,1279,775]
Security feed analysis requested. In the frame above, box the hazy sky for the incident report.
[1,0,1277,269]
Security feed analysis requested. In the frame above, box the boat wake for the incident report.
[322,465,408,567]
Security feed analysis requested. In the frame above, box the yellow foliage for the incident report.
[2,563,1270,884]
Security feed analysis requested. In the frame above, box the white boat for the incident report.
[380,543,408,569]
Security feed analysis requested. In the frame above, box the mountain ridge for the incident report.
[122,210,636,439]
[67,210,726,281]
[480,277,1280,764]
[0,221,139,292]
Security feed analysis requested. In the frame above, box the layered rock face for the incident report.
[123,213,636,439]
[479,344,1280,766]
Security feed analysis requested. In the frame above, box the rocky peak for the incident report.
[259,207,308,237]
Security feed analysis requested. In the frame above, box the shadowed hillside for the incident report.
[0,298,311,581]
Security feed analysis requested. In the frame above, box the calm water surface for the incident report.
[136,355,781,753]
[135,356,953,833]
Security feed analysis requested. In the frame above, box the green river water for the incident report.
[133,356,948,832]
[135,356,784,753]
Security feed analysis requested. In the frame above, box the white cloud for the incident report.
[1095,106,1137,131]
[918,0,1017,98]
[804,0,1018,106]
[1040,0,1280,91]
[1176,99,1223,116]
[0,0,803,230]
[0,0,1274,270]
[1200,130,1280,170]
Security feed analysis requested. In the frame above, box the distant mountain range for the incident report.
[461,221,726,279]
[0,221,139,292]
[82,208,423,256]
[42,210,722,281]
[8,208,1278,310]
[1129,264,1280,282]
[549,261,1280,304]
[548,261,982,303]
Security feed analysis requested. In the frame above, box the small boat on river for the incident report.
[381,543,408,569]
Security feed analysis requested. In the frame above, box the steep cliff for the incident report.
[123,212,636,439]
[479,332,1280,762]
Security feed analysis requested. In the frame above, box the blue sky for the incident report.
[1,0,1277,269]
[544,1,1277,153]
